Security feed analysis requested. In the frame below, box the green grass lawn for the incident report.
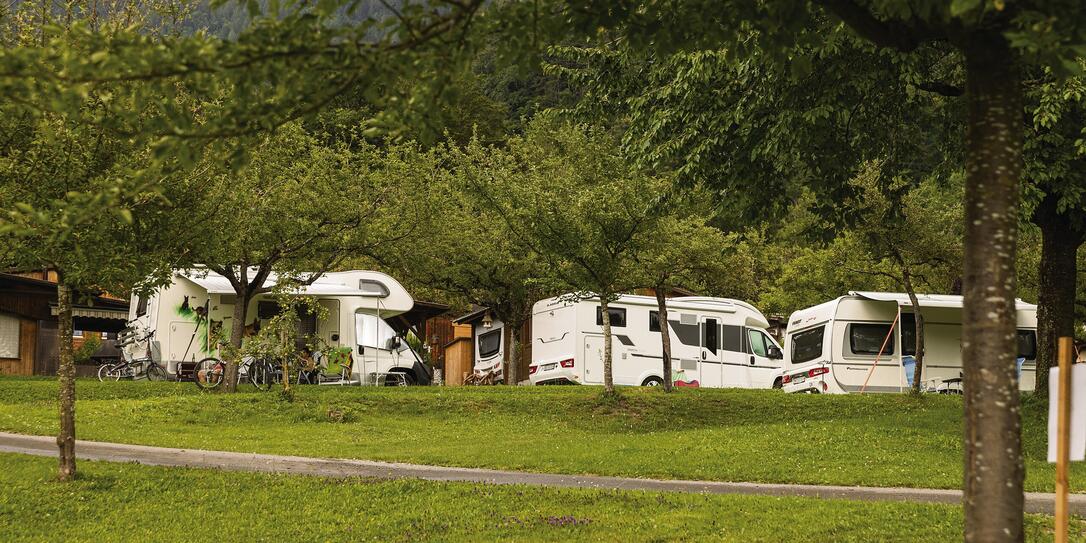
[0,377,1078,492]
[1,453,1079,542]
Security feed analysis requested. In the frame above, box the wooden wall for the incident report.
[0,318,36,376]
[443,324,473,386]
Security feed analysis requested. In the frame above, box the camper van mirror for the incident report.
[387,336,402,350]
[768,346,783,360]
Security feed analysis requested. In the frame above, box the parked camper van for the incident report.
[780,291,1038,394]
[126,269,430,385]
[529,294,783,388]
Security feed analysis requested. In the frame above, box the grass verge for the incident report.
[0,377,1078,492]
[0,452,1079,542]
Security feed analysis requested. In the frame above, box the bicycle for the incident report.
[193,355,274,391]
[99,329,167,382]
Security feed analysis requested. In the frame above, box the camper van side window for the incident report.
[135,296,148,318]
[596,307,627,328]
[791,326,825,364]
[1017,330,1037,360]
[900,314,917,356]
[702,319,719,354]
[649,311,661,332]
[849,324,895,356]
[478,329,501,359]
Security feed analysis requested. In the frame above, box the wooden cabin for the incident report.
[0,273,128,376]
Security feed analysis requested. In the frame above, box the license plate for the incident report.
[542,363,558,371]
[792,374,806,384]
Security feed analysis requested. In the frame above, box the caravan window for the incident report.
[900,314,917,356]
[702,319,719,354]
[596,307,627,328]
[1017,330,1037,360]
[791,326,825,364]
[649,310,661,332]
[849,323,895,356]
[355,313,396,350]
[478,329,501,359]
[135,296,148,318]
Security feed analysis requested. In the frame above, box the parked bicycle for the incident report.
[193,355,273,391]
[98,328,167,382]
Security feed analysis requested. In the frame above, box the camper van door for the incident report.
[583,335,605,384]
[746,327,782,388]
[699,316,722,387]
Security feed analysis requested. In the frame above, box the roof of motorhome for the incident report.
[535,293,769,323]
[177,269,404,297]
[850,291,1037,310]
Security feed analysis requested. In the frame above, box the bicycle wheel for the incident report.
[97,364,122,382]
[193,357,225,390]
[146,363,168,382]
[250,360,273,391]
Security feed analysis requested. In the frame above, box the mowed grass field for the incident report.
[1,453,1080,543]
[0,377,1079,492]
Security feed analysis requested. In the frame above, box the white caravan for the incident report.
[780,291,1038,394]
[125,269,430,385]
[529,294,783,388]
[474,318,506,380]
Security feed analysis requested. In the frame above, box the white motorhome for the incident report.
[529,294,784,388]
[780,291,1038,394]
[126,269,431,385]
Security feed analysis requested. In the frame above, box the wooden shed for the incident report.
[0,273,128,376]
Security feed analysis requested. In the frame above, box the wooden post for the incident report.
[1056,336,1074,543]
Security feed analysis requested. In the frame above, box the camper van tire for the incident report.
[642,376,663,387]
[772,377,782,389]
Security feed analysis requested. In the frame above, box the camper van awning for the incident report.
[851,291,1037,311]
[180,271,387,297]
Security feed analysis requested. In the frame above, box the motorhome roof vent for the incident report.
[359,279,390,298]
[679,313,697,325]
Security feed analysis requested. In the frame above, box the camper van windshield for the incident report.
[478,329,501,359]
[791,326,825,364]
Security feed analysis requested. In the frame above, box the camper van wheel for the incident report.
[772,378,782,389]
[642,377,663,387]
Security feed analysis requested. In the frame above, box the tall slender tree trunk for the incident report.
[1032,193,1083,402]
[503,321,518,385]
[900,265,925,393]
[600,295,614,393]
[56,281,76,481]
[224,287,249,393]
[961,38,1025,543]
[655,286,673,392]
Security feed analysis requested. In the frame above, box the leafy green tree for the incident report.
[184,122,420,391]
[468,119,667,393]
[377,141,551,385]
[1024,65,1086,400]
[631,192,739,392]
[845,165,964,392]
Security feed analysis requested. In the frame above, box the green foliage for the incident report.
[73,335,103,364]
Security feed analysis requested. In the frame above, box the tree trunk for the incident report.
[1032,193,1083,402]
[900,266,925,393]
[224,287,249,392]
[600,296,614,393]
[56,281,76,481]
[655,286,673,392]
[961,38,1025,543]
[501,321,516,385]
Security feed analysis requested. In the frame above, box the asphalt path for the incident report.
[1,431,1078,514]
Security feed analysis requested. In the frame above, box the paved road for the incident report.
[2,431,1079,514]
